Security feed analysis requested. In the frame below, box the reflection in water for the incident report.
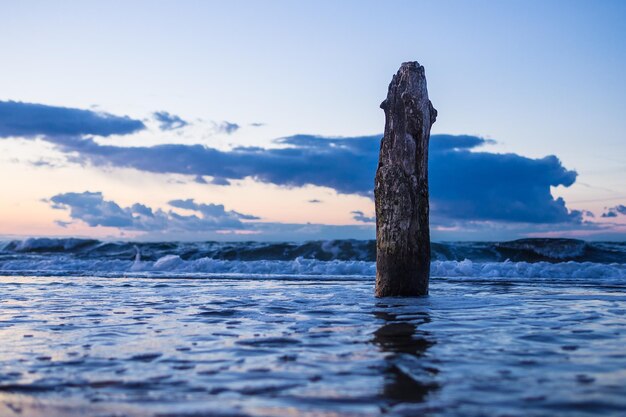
[2,275,625,416]
[372,306,439,405]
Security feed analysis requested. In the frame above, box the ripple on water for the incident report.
[0,275,624,417]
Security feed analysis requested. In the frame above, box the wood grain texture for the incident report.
[375,62,437,297]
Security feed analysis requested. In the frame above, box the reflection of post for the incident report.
[372,306,438,404]
[375,61,437,297]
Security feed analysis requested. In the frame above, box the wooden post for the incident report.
[375,62,437,297]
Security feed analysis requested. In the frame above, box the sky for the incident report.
[0,0,625,241]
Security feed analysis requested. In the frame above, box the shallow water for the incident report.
[0,274,625,417]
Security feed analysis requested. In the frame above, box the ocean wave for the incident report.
[1,237,625,263]
[1,253,624,284]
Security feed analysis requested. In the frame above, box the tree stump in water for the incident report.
[375,62,437,297]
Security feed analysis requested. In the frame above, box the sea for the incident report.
[0,238,625,417]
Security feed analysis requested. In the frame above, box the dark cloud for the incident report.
[430,134,496,151]
[49,191,374,240]
[49,192,257,232]
[130,203,154,217]
[46,134,377,195]
[351,210,375,223]
[50,190,614,240]
[50,192,135,228]
[308,199,322,203]
[0,98,581,227]
[429,139,579,224]
[45,133,579,224]
[215,121,240,135]
[168,199,259,221]
[0,100,145,138]
[193,175,208,184]
[49,191,376,240]
[582,210,595,218]
[153,111,188,131]
[602,205,626,218]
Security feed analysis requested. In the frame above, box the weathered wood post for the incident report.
[375,61,437,297]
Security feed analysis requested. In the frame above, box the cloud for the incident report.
[46,134,378,195]
[209,177,231,186]
[602,204,626,218]
[29,159,64,169]
[192,175,229,186]
[193,175,208,184]
[168,198,260,221]
[214,121,240,135]
[48,190,618,241]
[0,100,145,138]
[308,199,322,203]
[582,210,595,218]
[429,137,579,224]
[49,191,257,232]
[54,220,72,228]
[45,133,579,224]
[352,210,375,223]
[48,191,374,240]
[153,111,188,131]
[130,203,154,217]
[50,192,135,228]
[0,99,582,227]
[430,134,496,151]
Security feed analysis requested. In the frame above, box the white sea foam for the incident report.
[3,237,626,264]
[12,237,97,252]
[1,254,624,283]
[431,259,626,281]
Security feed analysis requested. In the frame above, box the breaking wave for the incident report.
[2,237,625,263]
[0,237,624,282]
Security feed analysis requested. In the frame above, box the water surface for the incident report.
[0,274,624,416]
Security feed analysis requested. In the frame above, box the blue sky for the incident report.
[0,0,625,241]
